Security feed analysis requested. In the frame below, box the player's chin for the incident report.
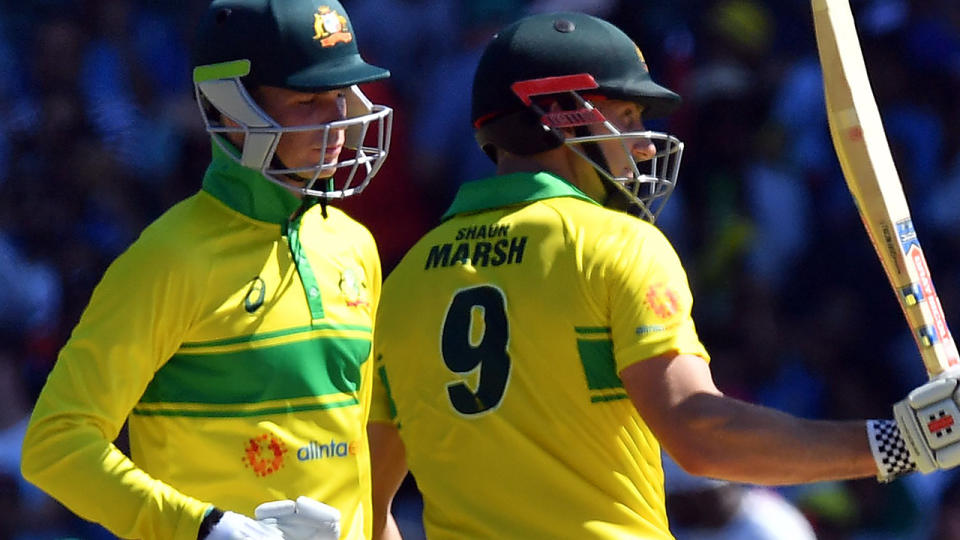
[316,164,338,178]
[282,168,335,190]
[303,171,337,184]
[303,159,339,178]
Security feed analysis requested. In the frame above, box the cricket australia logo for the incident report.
[242,433,288,477]
[313,6,352,47]
[339,266,369,308]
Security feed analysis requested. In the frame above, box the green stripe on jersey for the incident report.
[590,393,629,403]
[574,326,611,335]
[377,364,399,422]
[142,337,371,404]
[576,338,623,391]
[178,323,371,349]
[132,398,359,418]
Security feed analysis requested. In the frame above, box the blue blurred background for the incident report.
[1,0,960,538]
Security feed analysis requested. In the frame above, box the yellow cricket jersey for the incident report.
[372,172,709,539]
[21,140,380,540]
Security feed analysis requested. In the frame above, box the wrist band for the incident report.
[867,419,916,482]
[197,507,224,540]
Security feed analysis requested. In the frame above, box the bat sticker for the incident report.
[896,219,920,255]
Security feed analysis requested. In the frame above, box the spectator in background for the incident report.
[0,11,88,361]
[403,1,514,207]
[930,470,960,540]
[345,0,458,107]
[0,336,114,540]
[663,454,817,540]
[0,12,27,185]
[79,0,194,186]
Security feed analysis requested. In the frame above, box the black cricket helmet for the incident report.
[192,0,393,198]
[472,12,684,221]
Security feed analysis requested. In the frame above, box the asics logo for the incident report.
[244,277,266,313]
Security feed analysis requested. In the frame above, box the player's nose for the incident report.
[631,137,657,161]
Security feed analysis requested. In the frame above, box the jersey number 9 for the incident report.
[441,285,511,416]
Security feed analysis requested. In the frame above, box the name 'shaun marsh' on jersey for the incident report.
[424,223,528,270]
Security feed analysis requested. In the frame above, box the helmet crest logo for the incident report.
[313,6,353,47]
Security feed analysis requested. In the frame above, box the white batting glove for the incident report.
[204,510,285,540]
[255,496,341,540]
[871,370,960,481]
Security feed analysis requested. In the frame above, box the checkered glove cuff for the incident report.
[867,419,916,482]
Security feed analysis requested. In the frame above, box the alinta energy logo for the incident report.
[297,439,359,462]
[242,433,288,477]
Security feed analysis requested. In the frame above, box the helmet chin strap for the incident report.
[571,125,644,216]
[269,153,334,218]
[264,144,336,191]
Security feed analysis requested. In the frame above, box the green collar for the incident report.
[201,136,305,224]
[441,171,599,221]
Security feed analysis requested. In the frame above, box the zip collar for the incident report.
[201,136,306,224]
[442,171,599,221]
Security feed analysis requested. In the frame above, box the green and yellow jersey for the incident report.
[22,141,380,540]
[372,172,708,539]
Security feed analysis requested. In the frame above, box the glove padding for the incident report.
[255,496,341,540]
[205,510,284,540]
[893,371,960,475]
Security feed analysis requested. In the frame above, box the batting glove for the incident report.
[255,496,341,540]
[871,371,960,482]
[203,510,284,540]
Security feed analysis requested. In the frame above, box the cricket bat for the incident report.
[812,0,959,378]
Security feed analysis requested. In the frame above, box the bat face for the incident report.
[895,220,951,348]
[812,0,959,377]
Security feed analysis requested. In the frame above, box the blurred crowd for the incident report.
[1,0,960,538]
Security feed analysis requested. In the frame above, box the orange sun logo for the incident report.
[645,282,680,320]
[241,433,288,477]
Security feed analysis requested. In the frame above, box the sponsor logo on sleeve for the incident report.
[644,282,679,320]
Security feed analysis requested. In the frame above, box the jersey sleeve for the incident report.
[368,350,397,424]
[21,234,212,540]
[591,219,709,374]
[357,226,391,427]
[369,278,398,425]
[362,227,382,349]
